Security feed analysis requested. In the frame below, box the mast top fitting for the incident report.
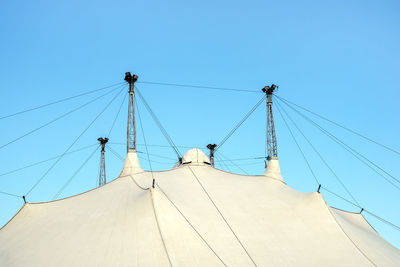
[97,137,109,152]
[262,84,278,95]
[124,72,138,85]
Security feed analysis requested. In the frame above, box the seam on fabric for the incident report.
[103,186,124,261]
[156,183,227,266]
[149,189,174,267]
[186,165,258,267]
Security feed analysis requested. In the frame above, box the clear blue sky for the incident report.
[1,0,399,249]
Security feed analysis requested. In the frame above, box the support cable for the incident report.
[137,157,176,165]
[0,190,21,199]
[215,153,232,173]
[109,144,177,166]
[215,95,266,152]
[107,92,128,138]
[0,85,124,151]
[363,210,400,232]
[0,144,98,178]
[0,82,124,121]
[136,97,156,187]
[109,145,174,166]
[155,182,227,266]
[277,97,400,190]
[275,95,400,156]
[137,80,261,94]
[136,151,176,161]
[216,156,266,162]
[108,144,176,166]
[275,100,360,206]
[135,86,182,159]
[52,145,100,200]
[25,88,124,197]
[217,151,249,175]
[275,103,320,185]
[107,145,125,162]
[215,161,264,167]
[321,186,361,208]
[109,146,175,170]
[186,165,258,266]
[109,142,197,149]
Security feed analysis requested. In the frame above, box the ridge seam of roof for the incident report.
[25,175,124,205]
[333,208,400,255]
[321,195,377,266]
[360,213,380,236]
[329,206,381,236]
[0,203,25,232]
[149,188,173,267]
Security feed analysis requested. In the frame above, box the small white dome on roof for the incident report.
[181,148,211,165]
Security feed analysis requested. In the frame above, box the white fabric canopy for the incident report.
[1,149,399,266]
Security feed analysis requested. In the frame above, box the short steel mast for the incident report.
[125,72,138,152]
[207,144,217,167]
[98,137,109,186]
[262,84,278,160]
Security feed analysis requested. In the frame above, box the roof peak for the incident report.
[264,158,284,182]
[119,150,143,176]
[181,148,211,166]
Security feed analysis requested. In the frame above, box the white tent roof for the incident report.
[1,149,399,266]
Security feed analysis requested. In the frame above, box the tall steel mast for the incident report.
[262,84,278,160]
[125,72,138,152]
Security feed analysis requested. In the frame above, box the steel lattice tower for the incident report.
[98,137,109,187]
[262,84,278,160]
[125,72,138,152]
